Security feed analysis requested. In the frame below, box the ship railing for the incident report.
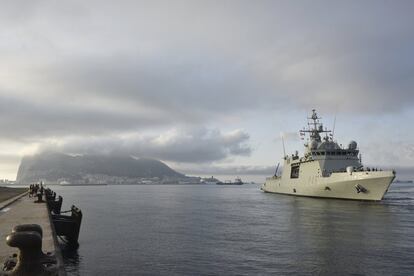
[322,167,384,177]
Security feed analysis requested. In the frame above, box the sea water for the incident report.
[51,183,414,275]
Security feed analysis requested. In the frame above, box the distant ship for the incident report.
[201,176,221,185]
[217,177,243,185]
[261,109,395,201]
[393,179,413,184]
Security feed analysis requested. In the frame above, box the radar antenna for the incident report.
[299,109,332,142]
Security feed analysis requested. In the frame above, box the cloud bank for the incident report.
[1,1,414,178]
[39,128,251,163]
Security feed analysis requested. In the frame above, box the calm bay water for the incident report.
[51,183,414,275]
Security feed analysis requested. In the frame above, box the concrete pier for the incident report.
[0,192,65,275]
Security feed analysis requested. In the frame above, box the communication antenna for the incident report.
[281,134,286,158]
[332,106,339,140]
[332,112,337,139]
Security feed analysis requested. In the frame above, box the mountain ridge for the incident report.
[16,152,186,184]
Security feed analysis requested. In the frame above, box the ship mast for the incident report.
[299,109,331,142]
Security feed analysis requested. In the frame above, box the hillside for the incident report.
[16,152,186,184]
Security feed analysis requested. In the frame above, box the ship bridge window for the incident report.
[341,152,346,155]
[321,152,325,155]
[316,152,321,156]
[290,164,300,179]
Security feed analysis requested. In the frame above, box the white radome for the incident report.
[348,140,357,150]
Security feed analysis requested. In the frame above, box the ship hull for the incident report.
[261,171,395,201]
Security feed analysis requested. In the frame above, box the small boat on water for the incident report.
[217,177,244,185]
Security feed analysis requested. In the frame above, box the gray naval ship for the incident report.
[261,109,395,201]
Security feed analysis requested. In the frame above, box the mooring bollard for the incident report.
[11,224,56,265]
[45,191,55,202]
[34,193,44,203]
[52,205,82,246]
[44,189,62,214]
[46,196,63,215]
[12,224,43,238]
[44,191,83,246]
[1,227,58,276]
[53,196,63,215]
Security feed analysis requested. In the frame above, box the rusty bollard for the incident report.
[51,196,63,215]
[12,224,43,237]
[0,225,58,276]
[11,225,56,265]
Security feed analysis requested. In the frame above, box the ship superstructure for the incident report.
[261,110,395,200]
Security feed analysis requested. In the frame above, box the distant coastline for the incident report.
[393,179,413,184]
[60,183,108,186]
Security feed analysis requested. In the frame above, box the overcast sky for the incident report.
[1,0,414,181]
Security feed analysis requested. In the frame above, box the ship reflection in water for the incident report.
[52,183,414,275]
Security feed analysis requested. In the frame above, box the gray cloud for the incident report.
[42,54,263,118]
[1,1,413,127]
[362,140,414,168]
[0,93,174,141]
[1,1,414,178]
[40,128,251,163]
[0,154,21,179]
[274,132,301,142]
[0,154,22,164]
